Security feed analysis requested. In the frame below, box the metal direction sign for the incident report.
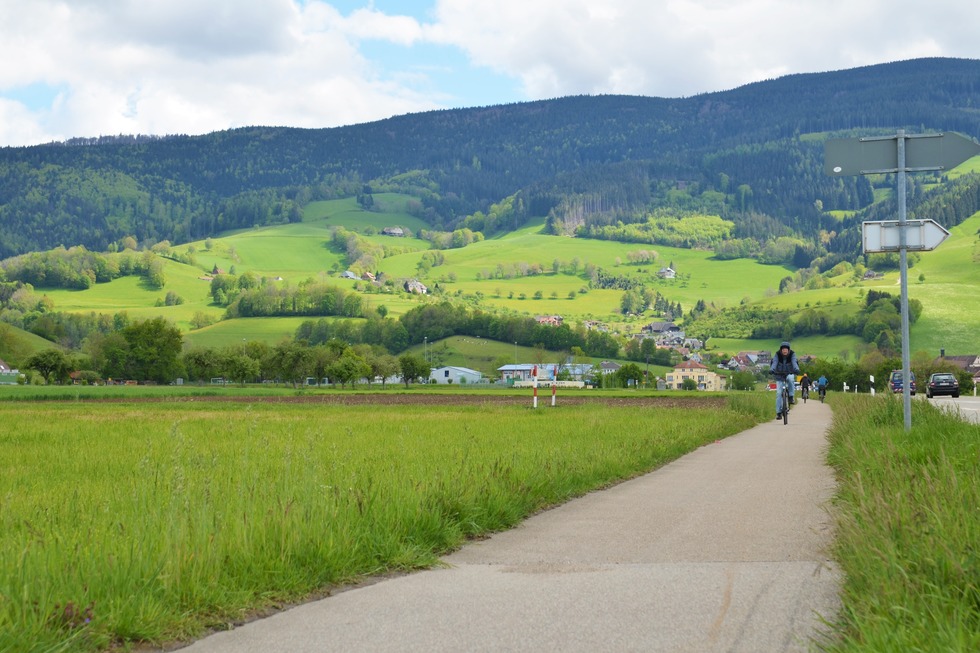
[862,219,950,253]
[825,132,980,176]
[823,129,975,433]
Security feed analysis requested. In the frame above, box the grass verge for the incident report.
[825,394,980,651]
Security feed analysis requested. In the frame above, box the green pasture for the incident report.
[182,316,331,349]
[0,323,57,366]
[380,219,791,316]
[40,259,218,331]
[303,195,431,234]
[0,394,769,652]
[174,222,341,279]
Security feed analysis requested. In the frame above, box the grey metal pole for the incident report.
[896,130,912,431]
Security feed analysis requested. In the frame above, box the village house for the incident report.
[599,361,621,376]
[643,321,680,335]
[404,279,428,294]
[934,352,980,387]
[535,315,564,327]
[665,360,726,391]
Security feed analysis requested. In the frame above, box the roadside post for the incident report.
[532,365,538,409]
[551,367,557,407]
[825,131,980,430]
[869,375,875,397]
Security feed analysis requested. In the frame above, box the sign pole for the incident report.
[825,129,980,431]
[896,131,912,431]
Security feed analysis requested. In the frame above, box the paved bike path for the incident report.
[180,400,840,652]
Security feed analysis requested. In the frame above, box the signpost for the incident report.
[862,219,949,252]
[825,131,980,430]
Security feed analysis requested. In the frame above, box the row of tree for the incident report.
[22,333,435,388]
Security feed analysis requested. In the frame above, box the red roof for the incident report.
[675,360,708,370]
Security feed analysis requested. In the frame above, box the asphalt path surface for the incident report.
[178,399,840,653]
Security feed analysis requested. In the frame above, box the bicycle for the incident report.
[773,373,792,425]
[801,386,809,404]
[817,385,827,403]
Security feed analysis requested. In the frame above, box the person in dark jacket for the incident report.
[769,341,800,419]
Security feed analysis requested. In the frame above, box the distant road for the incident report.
[927,395,980,424]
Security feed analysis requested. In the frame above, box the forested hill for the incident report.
[2,57,980,262]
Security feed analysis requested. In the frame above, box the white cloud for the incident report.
[427,0,980,97]
[0,0,978,145]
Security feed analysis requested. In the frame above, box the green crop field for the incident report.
[0,394,768,652]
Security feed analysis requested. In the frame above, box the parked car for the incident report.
[889,370,916,395]
[926,372,960,398]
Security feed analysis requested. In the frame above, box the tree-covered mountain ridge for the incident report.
[2,56,980,264]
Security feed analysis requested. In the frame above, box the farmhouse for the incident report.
[657,266,676,279]
[598,361,621,375]
[535,315,564,326]
[665,360,726,391]
[340,270,359,280]
[429,366,483,385]
[404,279,428,294]
[381,226,405,237]
[643,321,680,335]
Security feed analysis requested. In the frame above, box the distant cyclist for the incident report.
[799,373,811,402]
[816,374,829,402]
[769,341,800,420]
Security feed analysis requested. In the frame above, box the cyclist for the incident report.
[769,341,800,420]
[799,373,811,401]
[816,374,829,401]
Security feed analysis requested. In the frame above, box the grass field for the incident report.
[0,393,768,652]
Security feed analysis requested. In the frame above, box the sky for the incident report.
[1,0,978,147]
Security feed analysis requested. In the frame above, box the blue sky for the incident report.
[1,0,978,146]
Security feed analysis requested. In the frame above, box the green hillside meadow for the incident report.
[13,194,980,359]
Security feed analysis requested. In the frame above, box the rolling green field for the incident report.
[0,394,767,652]
[8,194,979,365]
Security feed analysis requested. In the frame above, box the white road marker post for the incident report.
[532,365,538,409]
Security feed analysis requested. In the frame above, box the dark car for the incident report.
[926,372,960,398]
[889,370,916,395]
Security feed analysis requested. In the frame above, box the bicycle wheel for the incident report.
[782,388,789,425]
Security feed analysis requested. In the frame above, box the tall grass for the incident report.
[0,395,767,652]
[825,395,980,651]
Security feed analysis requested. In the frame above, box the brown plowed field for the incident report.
[95,394,725,409]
